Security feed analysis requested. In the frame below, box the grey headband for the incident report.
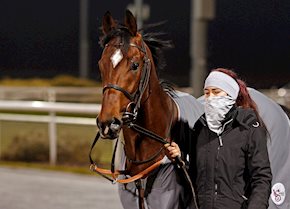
[204,71,240,99]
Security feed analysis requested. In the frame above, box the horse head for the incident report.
[97,10,153,139]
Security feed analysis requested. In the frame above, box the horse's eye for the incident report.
[131,62,139,71]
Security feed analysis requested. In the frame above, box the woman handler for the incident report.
[166,68,272,209]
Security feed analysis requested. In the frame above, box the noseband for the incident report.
[102,41,151,123]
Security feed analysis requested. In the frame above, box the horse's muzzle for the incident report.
[96,117,122,139]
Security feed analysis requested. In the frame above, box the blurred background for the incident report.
[0,0,289,168]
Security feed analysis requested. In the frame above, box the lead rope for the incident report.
[128,122,199,209]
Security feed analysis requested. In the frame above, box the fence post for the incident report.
[48,89,57,166]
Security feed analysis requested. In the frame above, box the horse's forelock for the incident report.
[100,24,173,70]
[99,25,131,52]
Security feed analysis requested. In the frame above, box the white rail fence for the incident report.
[0,87,289,166]
[0,87,103,102]
[0,100,101,165]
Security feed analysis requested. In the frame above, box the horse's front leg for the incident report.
[118,179,147,209]
[135,179,146,209]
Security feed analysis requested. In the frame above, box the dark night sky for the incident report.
[0,0,290,88]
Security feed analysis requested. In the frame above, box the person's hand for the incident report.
[164,142,181,160]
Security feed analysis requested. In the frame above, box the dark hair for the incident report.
[212,68,262,122]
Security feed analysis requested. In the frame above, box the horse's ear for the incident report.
[102,11,116,35]
[124,10,137,36]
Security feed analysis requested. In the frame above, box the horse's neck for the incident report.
[122,75,177,175]
[141,82,176,134]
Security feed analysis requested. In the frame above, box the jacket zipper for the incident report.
[213,119,233,205]
[217,118,233,147]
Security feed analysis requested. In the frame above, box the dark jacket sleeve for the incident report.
[247,125,272,209]
[171,120,194,158]
[171,119,201,187]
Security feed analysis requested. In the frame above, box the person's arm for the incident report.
[165,142,181,159]
[247,126,272,209]
[165,120,194,161]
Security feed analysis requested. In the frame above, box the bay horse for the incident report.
[90,10,201,209]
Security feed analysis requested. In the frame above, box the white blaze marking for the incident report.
[110,48,123,68]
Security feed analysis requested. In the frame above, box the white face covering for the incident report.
[205,95,236,134]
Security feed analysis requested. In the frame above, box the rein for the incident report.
[89,120,199,208]
[89,131,165,184]
[89,123,171,183]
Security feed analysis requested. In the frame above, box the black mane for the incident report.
[99,23,173,71]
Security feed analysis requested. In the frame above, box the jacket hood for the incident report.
[234,107,260,129]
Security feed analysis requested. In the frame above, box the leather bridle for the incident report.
[102,41,151,123]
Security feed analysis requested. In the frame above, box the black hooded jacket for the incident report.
[172,107,272,209]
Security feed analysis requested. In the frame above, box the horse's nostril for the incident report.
[110,118,122,132]
[110,123,120,132]
[96,117,122,139]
